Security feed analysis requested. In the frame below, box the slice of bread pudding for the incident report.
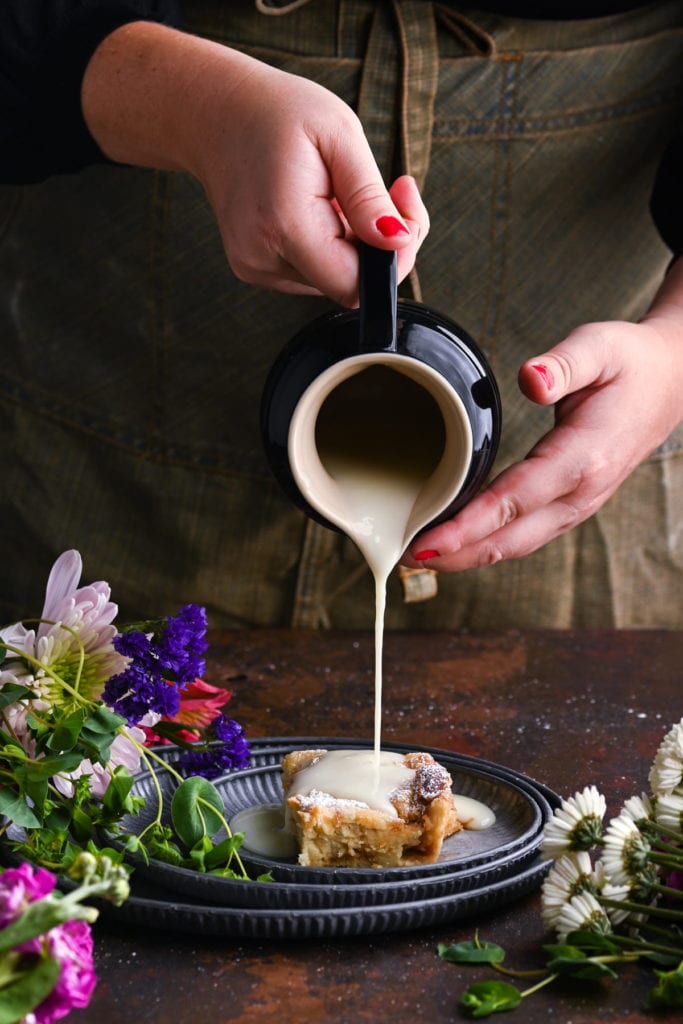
[282,749,461,868]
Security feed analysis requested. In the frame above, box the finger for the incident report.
[405,432,599,565]
[388,175,430,284]
[518,323,619,406]
[409,488,609,572]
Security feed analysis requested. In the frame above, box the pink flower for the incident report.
[143,678,231,745]
[23,921,96,1024]
[0,550,127,705]
[1,864,97,1024]
[0,863,56,927]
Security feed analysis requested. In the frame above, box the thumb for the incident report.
[518,324,618,406]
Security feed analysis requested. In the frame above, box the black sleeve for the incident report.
[0,1,184,184]
[650,134,683,259]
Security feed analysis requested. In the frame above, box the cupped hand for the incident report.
[404,316,683,571]
[191,52,429,306]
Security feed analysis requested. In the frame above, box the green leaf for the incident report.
[101,766,135,815]
[0,788,40,829]
[70,805,95,842]
[18,752,83,781]
[459,981,522,1018]
[0,682,37,709]
[547,955,617,981]
[43,804,72,832]
[0,898,97,955]
[171,777,225,847]
[188,835,213,872]
[0,742,28,763]
[82,707,126,734]
[560,931,620,956]
[146,836,184,866]
[203,833,244,871]
[46,709,85,752]
[647,962,683,1009]
[438,940,506,964]
[0,953,61,1024]
[150,721,203,748]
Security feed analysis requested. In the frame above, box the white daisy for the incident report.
[0,550,127,709]
[541,785,606,859]
[621,793,654,827]
[649,720,683,797]
[541,851,605,929]
[655,790,683,833]
[602,812,651,885]
[600,879,635,927]
[555,891,612,943]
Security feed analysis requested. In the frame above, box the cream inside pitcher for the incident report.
[287,352,473,576]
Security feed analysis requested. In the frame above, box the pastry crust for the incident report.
[282,749,461,868]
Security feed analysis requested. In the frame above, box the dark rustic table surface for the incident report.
[77,629,681,1024]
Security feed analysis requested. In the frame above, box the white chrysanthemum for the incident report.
[621,793,654,826]
[649,720,683,797]
[52,726,145,799]
[0,550,127,709]
[599,879,649,928]
[541,851,605,929]
[655,790,683,832]
[541,786,606,859]
[555,891,612,943]
[602,812,651,885]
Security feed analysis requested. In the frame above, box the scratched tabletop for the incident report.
[76,629,680,1024]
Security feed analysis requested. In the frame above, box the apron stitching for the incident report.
[483,54,521,358]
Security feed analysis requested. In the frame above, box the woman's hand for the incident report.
[404,261,683,571]
[82,22,429,306]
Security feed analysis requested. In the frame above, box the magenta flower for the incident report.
[1,863,97,1024]
[23,921,96,1024]
[0,863,56,928]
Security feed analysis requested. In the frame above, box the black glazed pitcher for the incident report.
[260,244,501,542]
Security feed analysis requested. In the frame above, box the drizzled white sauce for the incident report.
[452,794,496,830]
[314,367,445,765]
[229,804,298,859]
[287,749,414,817]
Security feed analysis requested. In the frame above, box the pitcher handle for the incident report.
[359,243,398,353]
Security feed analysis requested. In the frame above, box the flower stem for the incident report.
[608,933,683,958]
[600,895,683,921]
[653,881,683,900]
[652,822,683,844]
[519,973,559,999]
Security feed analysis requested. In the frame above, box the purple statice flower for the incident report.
[103,664,181,726]
[0,863,97,1024]
[177,715,251,779]
[104,605,208,725]
[112,629,156,668]
[155,604,208,685]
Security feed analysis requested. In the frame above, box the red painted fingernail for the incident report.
[532,363,555,389]
[376,215,410,238]
[414,549,440,561]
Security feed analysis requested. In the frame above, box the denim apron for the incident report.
[0,1,681,628]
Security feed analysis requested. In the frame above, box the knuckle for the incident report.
[476,542,507,567]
